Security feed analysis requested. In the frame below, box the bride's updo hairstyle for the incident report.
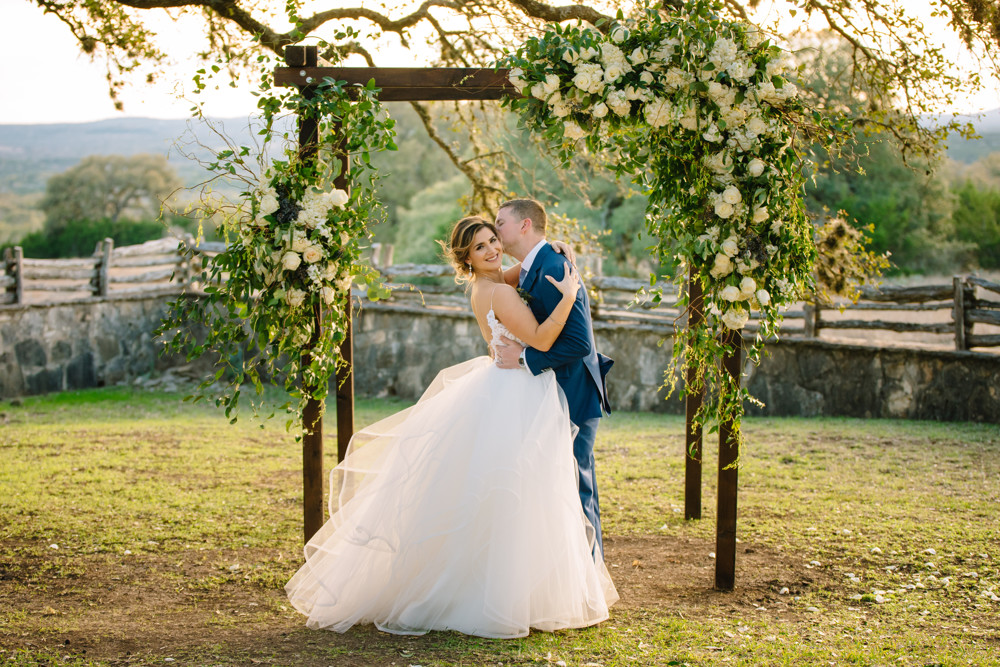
[442,215,499,283]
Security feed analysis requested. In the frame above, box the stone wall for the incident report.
[0,290,190,398]
[3,295,998,423]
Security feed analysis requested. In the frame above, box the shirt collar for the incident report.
[520,239,548,276]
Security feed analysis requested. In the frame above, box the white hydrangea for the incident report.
[703,123,723,143]
[720,105,748,128]
[551,101,572,118]
[507,68,529,93]
[564,121,587,140]
[679,105,699,131]
[644,98,673,128]
[663,67,693,90]
[606,90,631,116]
[707,82,737,108]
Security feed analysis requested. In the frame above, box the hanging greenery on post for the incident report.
[499,0,848,446]
[158,55,397,432]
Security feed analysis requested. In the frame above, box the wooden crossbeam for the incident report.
[274,66,518,101]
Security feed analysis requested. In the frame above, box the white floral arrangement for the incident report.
[501,0,845,436]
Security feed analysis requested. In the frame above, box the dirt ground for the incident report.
[0,533,829,665]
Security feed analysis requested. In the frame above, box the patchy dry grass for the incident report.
[0,387,998,665]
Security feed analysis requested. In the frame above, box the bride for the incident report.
[285,215,618,638]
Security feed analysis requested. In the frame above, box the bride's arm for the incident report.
[502,263,521,287]
[491,264,580,352]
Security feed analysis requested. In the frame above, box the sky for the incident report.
[2,0,999,125]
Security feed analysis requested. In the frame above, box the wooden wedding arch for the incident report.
[276,45,744,590]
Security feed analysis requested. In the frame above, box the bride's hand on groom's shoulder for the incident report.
[546,262,581,298]
[550,240,577,265]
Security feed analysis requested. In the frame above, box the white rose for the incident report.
[679,106,699,131]
[746,116,768,137]
[323,263,338,281]
[721,235,739,257]
[704,151,732,174]
[302,245,323,264]
[739,276,757,299]
[630,47,648,65]
[285,287,306,308]
[721,307,749,330]
[507,67,528,93]
[710,253,733,279]
[291,237,309,253]
[562,49,580,65]
[546,90,563,107]
[747,158,765,177]
[603,63,627,83]
[531,82,548,100]
[754,207,770,224]
[721,285,742,302]
[543,73,561,95]
[591,102,609,118]
[611,26,627,43]
[564,121,587,140]
[624,85,646,101]
[770,218,783,233]
[321,285,336,305]
[756,289,771,306]
[259,193,279,216]
[639,71,655,86]
[721,105,747,128]
[328,189,349,207]
[722,186,742,205]
[715,201,735,219]
[282,252,301,271]
[580,46,599,61]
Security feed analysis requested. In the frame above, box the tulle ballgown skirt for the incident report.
[285,356,618,638]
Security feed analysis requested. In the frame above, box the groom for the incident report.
[493,198,613,556]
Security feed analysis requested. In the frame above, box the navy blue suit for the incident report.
[520,243,613,555]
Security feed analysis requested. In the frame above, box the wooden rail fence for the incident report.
[3,240,999,351]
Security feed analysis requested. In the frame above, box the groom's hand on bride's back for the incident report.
[494,336,525,369]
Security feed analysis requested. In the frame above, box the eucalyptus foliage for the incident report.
[500,0,848,442]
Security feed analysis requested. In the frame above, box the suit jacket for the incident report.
[521,243,613,424]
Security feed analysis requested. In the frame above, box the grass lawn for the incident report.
[0,386,998,666]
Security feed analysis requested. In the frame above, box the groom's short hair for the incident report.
[499,198,547,235]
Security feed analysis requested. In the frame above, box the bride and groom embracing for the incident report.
[285,198,619,638]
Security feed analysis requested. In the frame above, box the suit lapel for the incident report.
[520,243,550,294]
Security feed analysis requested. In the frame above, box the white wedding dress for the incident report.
[285,309,618,638]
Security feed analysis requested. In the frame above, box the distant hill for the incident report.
[0,116,283,196]
[2,107,999,196]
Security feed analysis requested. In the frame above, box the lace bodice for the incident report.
[487,308,525,355]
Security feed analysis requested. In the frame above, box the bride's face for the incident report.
[467,226,503,275]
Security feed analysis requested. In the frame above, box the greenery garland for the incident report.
[499,0,847,445]
[158,54,397,430]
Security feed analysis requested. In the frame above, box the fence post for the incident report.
[95,237,113,297]
[4,246,23,305]
[953,275,967,351]
[803,301,820,338]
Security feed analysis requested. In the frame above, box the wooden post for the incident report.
[684,265,704,520]
[96,238,113,297]
[290,44,326,544]
[953,275,967,351]
[803,301,817,338]
[715,329,743,591]
[331,121,355,464]
[5,246,23,305]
